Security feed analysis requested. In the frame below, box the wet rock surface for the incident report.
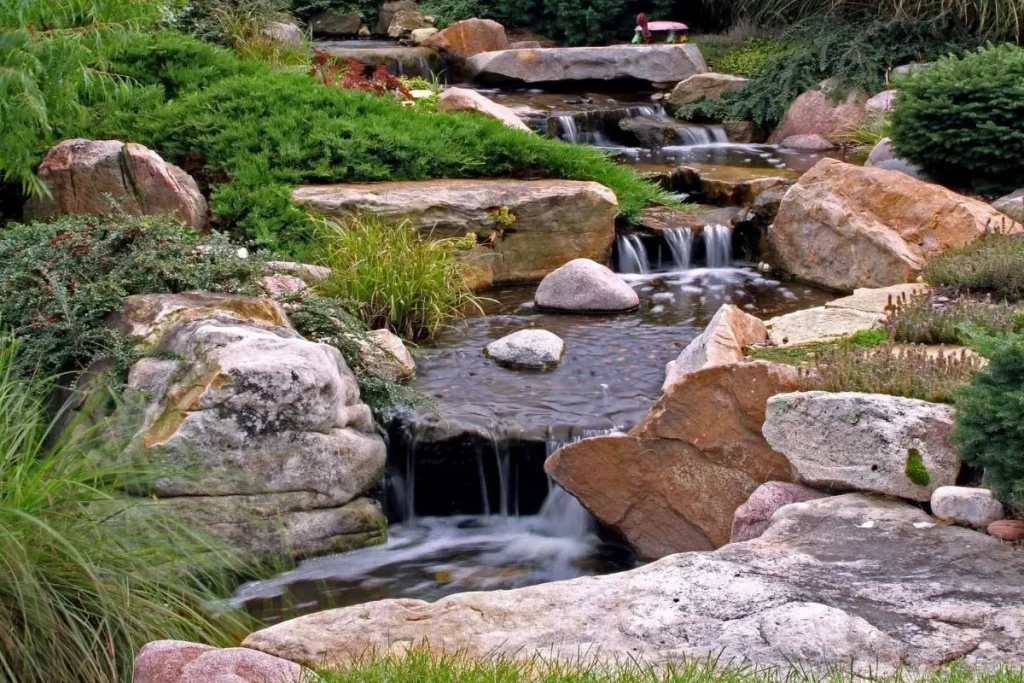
[485,329,565,369]
[243,494,1024,673]
[534,259,639,312]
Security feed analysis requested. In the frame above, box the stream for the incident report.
[236,57,839,624]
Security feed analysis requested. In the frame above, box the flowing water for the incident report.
[616,233,650,274]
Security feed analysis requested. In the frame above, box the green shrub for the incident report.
[288,296,426,420]
[312,215,480,339]
[0,212,263,379]
[748,328,885,366]
[171,0,292,44]
[923,232,1024,301]
[709,37,791,77]
[0,334,251,683]
[891,44,1024,196]
[953,333,1024,504]
[886,292,1024,345]
[678,18,976,130]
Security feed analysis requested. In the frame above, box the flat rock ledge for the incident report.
[243,494,1024,674]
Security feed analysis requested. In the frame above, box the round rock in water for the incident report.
[931,486,1004,530]
[534,258,639,313]
[485,329,564,369]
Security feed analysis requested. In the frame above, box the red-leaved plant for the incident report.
[309,50,412,100]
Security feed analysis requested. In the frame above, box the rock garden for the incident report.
[1,0,1023,681]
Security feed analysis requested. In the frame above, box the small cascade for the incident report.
[616,234,649,274]
[703,224,733,267]
[555,115,581,144]
[664,227,693,270]
[675,125,729,146]
[535,478,594,538]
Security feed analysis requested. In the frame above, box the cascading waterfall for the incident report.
[617,234,649,274]
[704,224,733,267]
[664,227,693,270]
[675,125,730,146]
[555,115,580,144]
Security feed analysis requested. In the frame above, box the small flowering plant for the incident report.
[309,51,413,100]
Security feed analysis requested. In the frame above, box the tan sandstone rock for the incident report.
[134,640,305,683]
[437,87,531,132]
[25,139,207,229]
[546,361,804,558]
[292,179,618,289]
[663,303,767,389]
[668,72,748,107]
[243,494,1024,673]
[769,159,1022,291]
[423,18,507,60]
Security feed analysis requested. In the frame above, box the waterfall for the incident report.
[555,115,580,144]
[704,224,733,268]
[676,125,729,146]
[535,478,594,538]
[664,227,693,270]
[616,234,649,274]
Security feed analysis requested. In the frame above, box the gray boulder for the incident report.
[668,72,748,107]
[865,89,897,113]
[875,158,926,180]
[763,391,959,501]
[485,329,564,369]
[309,11,361,36]
[534,259,639,313]
[377,0,417,34]
[466,44,706,86]
[244,494,1024,673]
[263,21,304,46]
[931,486,1005,530]
[730,481,826,543]
[993,189,1024,223]
[116,292,387,560]
[864,137,894,167]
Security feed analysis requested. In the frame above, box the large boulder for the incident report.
[422,18,507,60]
[993,188,1024,223]
[931,486,1005,530]
[663,303,766,389]
[134,640,305,683]
[387,8,433,38]
[546,361,804,558]
[114,292,387,560]
[768,88,867,147]
[534,259,639,313]
[292,180,618,289]
[263,21,304,45]
[308,10,361,36]
[243,494,1024,673]
[730,481,826,543]
[484,329,564,369]
[436,87,531,132]
[769,159,1022,291]
[24,139,207,229]
[318,44,443,75]
[668,72,748,106]
[763,391,959,502]
[865,89,898,113]
[466,45,707,87]
[377,0,417,34]
[864,137,895,167]
[765,306,880,346]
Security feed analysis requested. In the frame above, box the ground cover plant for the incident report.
[891,44,1024,196]
[0,334,251,683]
[307,648,1024,683]
[885,292,1024,346]
[923,231,1024,301]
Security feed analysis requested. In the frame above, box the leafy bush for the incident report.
[0,212,262,379]
[953,333,1024,504]
[0,334,250,683]
[886,292,1024,345]
[890,44,1024,196]
[312,216,480,339]
[700,36,791,76]
[678,18,976,130]
[923,231,1024,301]
[811,340,983,403]
[288,296,425,420]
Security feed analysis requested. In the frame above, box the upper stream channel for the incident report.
[235,62,843,624]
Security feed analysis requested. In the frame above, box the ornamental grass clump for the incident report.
[312,215,481,340]
[885,292,1024,346]
[0,334,251,683]
[922,231,1024,301]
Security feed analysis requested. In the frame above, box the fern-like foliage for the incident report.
[0,0,159,196]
